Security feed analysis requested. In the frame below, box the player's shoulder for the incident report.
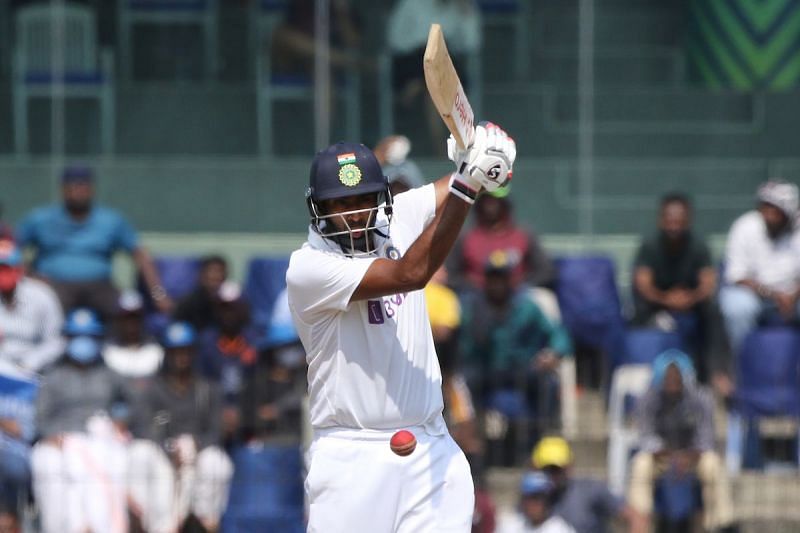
[286,241,343,287]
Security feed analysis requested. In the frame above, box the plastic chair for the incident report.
[138,256,201,335]
[254,1,360,154]
[726,327,800,474]
[614,327,684,373]
[117,0,218,80]
[221,443,305,533]
[12,2,115,154]
[243,256,290,336]
[607,364,652,496]
[554,256,626,354]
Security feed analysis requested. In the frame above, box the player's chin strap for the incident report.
[309,201,393,258]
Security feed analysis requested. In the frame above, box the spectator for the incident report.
[450,189,559,321]
[128,322,233,533]
[719,180,800,353]
[0,240,64,372]
[239,295,306,445]
[532,437,641,533]
[497,471,576,533]
[270,0,361,77]
[31,308,130,533]
[632,193,716,382]
[374,135,426,197]
[197,281,259,441]
[103,290,164,393]
[173,254,229,331]
[15,165,171,319]
[628,350,736,533]
[387,0,481,150]
[461,252,571,442]
[0,360,37,532]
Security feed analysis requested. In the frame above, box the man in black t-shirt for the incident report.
[632,193,717,382]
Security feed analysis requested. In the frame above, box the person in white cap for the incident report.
[719,179,800,353]
[103,290,164,385]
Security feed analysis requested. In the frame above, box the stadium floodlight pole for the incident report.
[313,0,331,151]
[577,0,595,244]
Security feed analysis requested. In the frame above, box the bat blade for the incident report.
[423,23,475,150]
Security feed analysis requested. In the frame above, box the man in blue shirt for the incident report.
[15,165,171,319]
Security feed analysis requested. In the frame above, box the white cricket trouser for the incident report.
[306,428,474,533]
[31,434,128,533]
[127,439,233,532]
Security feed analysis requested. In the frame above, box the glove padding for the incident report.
[448,122,516,193]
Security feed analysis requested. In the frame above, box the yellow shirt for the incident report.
[425,282,461,329]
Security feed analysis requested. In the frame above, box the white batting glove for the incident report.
[448,122,516,203]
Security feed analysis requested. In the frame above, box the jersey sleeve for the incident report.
[113,211,140,252]
[391,183,437,239]
[286,248,376,323]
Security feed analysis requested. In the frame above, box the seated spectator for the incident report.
[0,240,64,372]
[0,360,37,532]
[533,437,640,533]
[632,193,716,382]
[460,252,571,451]
[387,0,481,150]
[0,203,13,242]
[31,308,130,533]
[128,322,232,533]
[374,135,425,197]
[270,0,361,77]
[103,290,163,394]
[449,189,560,321]
[719,180,800,353]
[627,350,736,533]
[497,471,576,533]
[173,254,229,331]
[197,281,259,441]
[15,165,171,319]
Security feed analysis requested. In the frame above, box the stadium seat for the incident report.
[139,255,201,334]
[221,443,305,533]
[254,0,360,154]
[726,327,800,474]
[554,256,626,355]
[243,256,290,339]
[614,327,684,372]
[117,0,219,80]
[13,3,115,154]
[607,364,652,496]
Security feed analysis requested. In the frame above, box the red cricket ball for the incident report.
[390,430,417,457]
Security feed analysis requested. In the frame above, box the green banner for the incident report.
[687,0,800,89]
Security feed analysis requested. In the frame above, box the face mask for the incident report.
[276,345,305,369]
[67,336,101,364]
[0,268,20,293]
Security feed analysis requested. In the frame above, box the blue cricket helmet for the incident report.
[306,142,393,256]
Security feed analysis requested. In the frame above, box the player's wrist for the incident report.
[449,173,480,204]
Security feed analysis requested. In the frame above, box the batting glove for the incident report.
[448,122,516,203]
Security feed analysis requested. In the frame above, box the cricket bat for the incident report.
[423,23,475,150]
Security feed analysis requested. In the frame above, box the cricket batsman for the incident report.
[286,122,516,531]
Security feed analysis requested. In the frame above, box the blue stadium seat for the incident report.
[554,256,625,355]
[221,443,305,533]
[726,327,800,473]
[139,255,201,335]
[243,256,290,338]
[615,328,684,371]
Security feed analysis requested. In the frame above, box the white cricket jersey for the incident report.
[286,184,447,435]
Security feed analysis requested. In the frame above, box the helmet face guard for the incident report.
[307,188,393,257]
